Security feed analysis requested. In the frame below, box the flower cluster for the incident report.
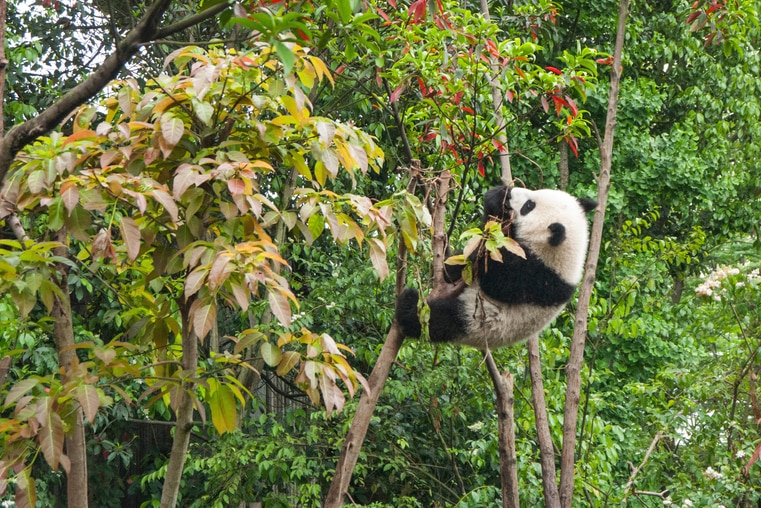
[694,264,760,301]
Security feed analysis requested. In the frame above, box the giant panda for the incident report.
[395,185,597,349]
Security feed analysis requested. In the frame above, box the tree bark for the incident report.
[478,0,512,183]
[324,326,405,507]
[159,298,200,508]
[484,351,519,508]
[325,165,426,506]
[51,232,88,507]
[558,2,629,506]
[528,336,560,508]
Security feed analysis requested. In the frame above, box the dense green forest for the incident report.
[0,0,760,506]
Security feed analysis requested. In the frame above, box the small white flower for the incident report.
[468,421,484,431]
[736,449,747,459]
[704,466,723,480]
[736,282,746,288]
[663,499,672,506]
[682,499,693,507]
[728,268,740,275]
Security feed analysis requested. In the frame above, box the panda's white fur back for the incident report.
[455,283,566,348]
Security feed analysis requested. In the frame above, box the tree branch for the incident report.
[0,0,228,188]
[325,164,422,506]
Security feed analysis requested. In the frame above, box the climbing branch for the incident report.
[558,2,630,506]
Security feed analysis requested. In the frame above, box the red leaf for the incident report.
[390,83,405,103]
[505,90,514,103]
[596,56,614,65]
[377,7,390,23]
[546,66,562,75]
[408,0,426,23]
[478,159,485,177]
[190,298,217,341]
[540,95,549,113]
[38,410,64,471]
[565,136,579,157]
[744,441,761,476]
[461,105,475,115]
[417,77,427,96]
[551,95,567,115]
[388,0,396,7]
[566,95,579,116]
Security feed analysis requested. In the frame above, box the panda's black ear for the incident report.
[578,197,597,213]
[483,185,510,221]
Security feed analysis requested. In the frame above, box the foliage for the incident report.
[2,0,761,506]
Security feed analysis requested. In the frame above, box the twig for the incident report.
[621,429,663,498]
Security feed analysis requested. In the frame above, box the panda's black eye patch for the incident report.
[548,223,566,246]
[520,200,536,216]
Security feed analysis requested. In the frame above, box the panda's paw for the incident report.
[395,288,422,338]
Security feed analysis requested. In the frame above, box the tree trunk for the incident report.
[326,164,422,506]
[484,352,519,508]
[52,235,89,507]
[159,298,199,508]
[528,336,560,508]
[558,2,629,506]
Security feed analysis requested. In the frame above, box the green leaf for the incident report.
[274,40,296,75]
[47,197,65,231]
[63,205,91,242]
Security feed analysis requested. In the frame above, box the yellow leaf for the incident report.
[276,351,301,376]
[209,384,237,434]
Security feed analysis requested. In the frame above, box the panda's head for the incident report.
[483,185,597,283]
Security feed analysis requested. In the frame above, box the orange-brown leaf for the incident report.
[119,216,141,262]
[38,409,64,471]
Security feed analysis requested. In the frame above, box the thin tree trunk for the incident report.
[324,327,405,506]
[52,233,88,507]
[325,164,427,506]
[558,2,629,506]
[479,0,512,183]
[484,352,519,508]
[159,299,199,508]
[527,336,560,508]
[558,140,569,191]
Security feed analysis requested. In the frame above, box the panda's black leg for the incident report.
[427,296,466,343]
[395,288,422,338]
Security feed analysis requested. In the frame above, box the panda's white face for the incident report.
[508,187,592,285]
